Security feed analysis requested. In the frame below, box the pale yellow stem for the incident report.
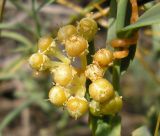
[54,50,71,64]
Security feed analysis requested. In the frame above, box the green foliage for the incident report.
[1,31,32,47]
[0,0,160,135]
[120,3,160,33]
[89,115,121,136]
[118,2,160,72]
[95,119,110,136]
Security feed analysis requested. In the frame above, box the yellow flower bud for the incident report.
[38,36,55,54]
[85,63,104,81]
[65,35,88,57]
[29,53,50,71]
[89,100,101,116]
[100,96,123,115]
[58,25,77,43]
[93,49,113,67]
[77,17,98,42]
[49,86,67,106]
[89,78,114,103]
[66,97,88,119]
[52,64,74,86]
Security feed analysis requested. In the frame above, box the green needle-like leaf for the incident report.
[119,3,160,33]
[0,31,32,47]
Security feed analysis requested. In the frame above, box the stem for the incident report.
[53,50,71,64]
[66,0,105,24]
[107,0,154,6]
[32,0,41,38]
[49,61,63,70]
[86,41,97,135]
[87,41,95,64]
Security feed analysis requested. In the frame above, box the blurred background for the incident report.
[0,0,159,136]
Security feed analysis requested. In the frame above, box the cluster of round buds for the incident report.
[57,17,98,57]
[84,48,123,116]
[88,78,122,116]
[29,16,123,119]
[85,48,115,83]
[89,96,123,116]
[28,17,98,119]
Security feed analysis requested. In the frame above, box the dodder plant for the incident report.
[29,17,123,119]
[28,0,160,135]
[0,0,160,135]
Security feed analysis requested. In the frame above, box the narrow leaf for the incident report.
[120,3,160,32]
[0,31,32,47]
[37,0,56,11]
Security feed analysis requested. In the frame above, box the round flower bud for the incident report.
[58,25,77,43]
[65,35,88,57]
[29,53,50,71]
[38,36,55,54]
[77,17,98,42]
[85,63,104,81]
[93,49,113,67]
[89,78,114,103]
[66,97,88,119]
[100,96,123,115]
[49,86,67,106]
[89,100,101,116]
[52,64,74,86]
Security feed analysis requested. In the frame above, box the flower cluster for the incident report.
[29,17,122,119]
[86,49,123,116]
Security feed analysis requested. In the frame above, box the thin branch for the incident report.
[31,0,41,38]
